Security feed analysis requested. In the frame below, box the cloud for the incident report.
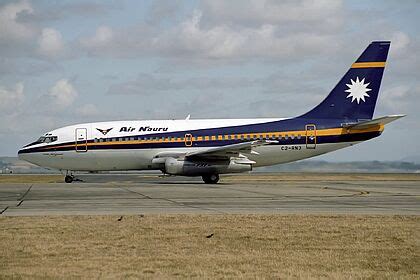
[146,0,182,24]
[200,0,344,28]
[0,0,35,41]
[390,31,410,55]
[76,103,100,117]
[18,1,118,23]
[0,1,71,62]
[47,79,78,107]
[79,3,341,61]
[107,73,258,95]
[379,84,417,114]
[37,28,65,58]
[0,0,38,58]
[164,10,338,59]
[0,82,24,112]
[80,25,113,50]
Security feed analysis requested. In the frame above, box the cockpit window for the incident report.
[36,136,58,143]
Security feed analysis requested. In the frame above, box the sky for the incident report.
[0,0,419,161]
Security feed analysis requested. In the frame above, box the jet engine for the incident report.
[163,157,252,176]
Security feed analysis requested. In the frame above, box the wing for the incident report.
[185,140,277,161]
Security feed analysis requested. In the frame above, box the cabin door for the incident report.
[305,124,316,149]
[75,128,88,152]
[184,133,193,147]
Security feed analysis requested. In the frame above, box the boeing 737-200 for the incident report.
[18,41,404,184]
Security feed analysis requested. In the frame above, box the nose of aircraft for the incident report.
[17,145,38,165]
[18,147,29,161]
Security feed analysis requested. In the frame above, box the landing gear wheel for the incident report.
[202,174,219,184]
[65,175,74,183]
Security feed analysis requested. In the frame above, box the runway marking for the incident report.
[117,185,227,214]
[220,184,419,212]
[0,206,8,215]
[15,184,33,208]
[118,186,152,199]
[161,197,228,214]
[17,184,32,201]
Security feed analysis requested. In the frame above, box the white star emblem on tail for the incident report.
[345,77,372,104]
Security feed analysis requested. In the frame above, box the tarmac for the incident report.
[0,173,419,216]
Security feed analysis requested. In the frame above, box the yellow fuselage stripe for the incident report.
[40,125,384,150]
[351,62,386,68]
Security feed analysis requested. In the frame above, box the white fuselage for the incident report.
[18,118,359,172]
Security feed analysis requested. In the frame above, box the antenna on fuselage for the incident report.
[185,114,191,120]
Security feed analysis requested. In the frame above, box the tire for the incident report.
[65,175,74,183]
[202,174,219,184]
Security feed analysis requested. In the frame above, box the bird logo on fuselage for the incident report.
[96,128,113,135]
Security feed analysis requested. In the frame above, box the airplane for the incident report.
[18,41,404,184]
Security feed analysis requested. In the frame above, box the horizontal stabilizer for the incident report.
[342,114,405,130]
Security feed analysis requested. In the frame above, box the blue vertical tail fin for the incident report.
[299,41,390,121]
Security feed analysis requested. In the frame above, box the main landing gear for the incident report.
[64,171,74,183]
[202,174,219,184]
[65,175,74,183]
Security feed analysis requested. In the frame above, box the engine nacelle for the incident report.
[164,157,251,176]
